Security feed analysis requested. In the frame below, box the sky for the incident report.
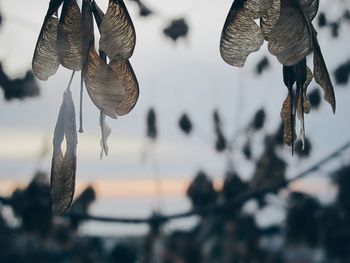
[0,0,349,236]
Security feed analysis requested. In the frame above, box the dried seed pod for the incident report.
[99,0,136,62]
[51,90,77,215]
[220,0,264,67]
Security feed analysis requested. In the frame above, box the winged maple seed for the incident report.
[32,0,139,214]
[220,0,336,152]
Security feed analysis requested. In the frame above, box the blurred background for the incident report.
[1,0,350,262]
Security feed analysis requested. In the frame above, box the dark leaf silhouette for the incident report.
[57,0,85,71]
[255,56,270,75]
[147,108,157,140]
[252,108,266,130]
[251,147,286,190]
[109,60,139,116]
[242,140,252,159]
[223,170,248,201]
[308,88,321,109]
[213,110,227,152]
[333,165,350,212]
[163,18,189,42]
[286,192,321,246]
[334,59,350,85]
[99,0,136,62]
[220,0,264,67]
[295,137,312,158]
[69,185,96,229]
[130,0,153,17]
[178,113,193,135]
[330,22,339,38]
[0,64,40,101]
[187,171,217,208]
[318,12,327,27]
[215,133,227,152]
[51,90,77,215]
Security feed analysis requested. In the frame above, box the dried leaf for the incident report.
[260,0,280,40]
[299,0,319,22]
[268,1,312,66]
[281,92,295,147]
[51,90,77,215]
[57,0,85,71]
[83,46,125,118]
[109,60,139,115]
[297,66,312,118]
[99,0,136,62]
[32,17,60,80]
[99,112,112,159]
[312,27,336,113]
[244,0,273,19]
[220,2,264,67]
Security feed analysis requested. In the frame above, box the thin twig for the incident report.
[66,71,76,91]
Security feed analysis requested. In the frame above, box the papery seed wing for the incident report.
[268,1,312,66]
[312,28,336,113]
[299,0,319,22]
[84,46,125,118]
[109,60,139,116]
[245,0,273,19]
[51,90,77,215]
[281,92,295,146]
[99,0,136,62]
[82,0,94,44]
[220,2,264,67]
[32,17,60,80]
[260,0,280,40]
[57,0,85,71]
[99,112,112,159]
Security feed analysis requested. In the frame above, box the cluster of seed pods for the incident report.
[32,0,138,214]
[220,0,336,152]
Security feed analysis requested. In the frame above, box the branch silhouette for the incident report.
[1,140,350,225]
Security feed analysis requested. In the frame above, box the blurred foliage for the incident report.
[146,108,157,140]
[0,63,40,101]
[163,18,189,42]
